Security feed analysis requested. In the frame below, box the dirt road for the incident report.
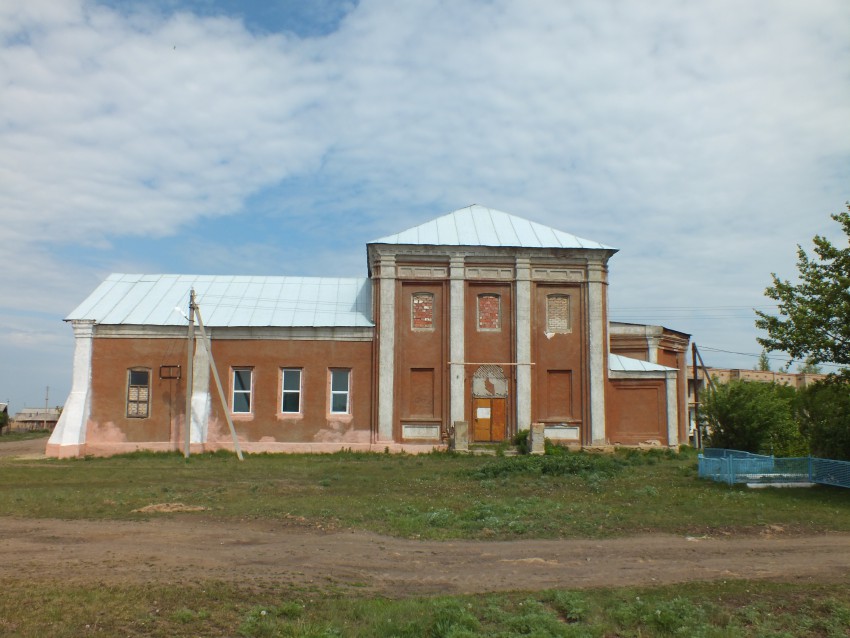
[2,437,847,595]
[1,516,848,595]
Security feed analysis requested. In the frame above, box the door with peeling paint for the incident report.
[473,397,506,442]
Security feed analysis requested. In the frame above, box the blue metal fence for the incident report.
[698,449,850,488]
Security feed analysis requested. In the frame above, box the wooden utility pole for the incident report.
[184,289,196,459]
[193,302,244,461]
[691,343,715,449]
[692,342,701,449]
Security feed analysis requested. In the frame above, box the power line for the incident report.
[697,345,844,369]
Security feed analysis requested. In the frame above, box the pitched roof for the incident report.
[369,204,615,250]
[609,353,677,373]
[66,274,374,328]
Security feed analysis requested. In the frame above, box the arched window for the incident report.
[477,294,501,331]
[546,294,571,334]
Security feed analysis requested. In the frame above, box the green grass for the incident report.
[0,429,50,441]
[2,578,849,637]
[2,447,850,538]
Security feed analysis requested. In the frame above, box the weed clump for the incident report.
[468,451,626,480]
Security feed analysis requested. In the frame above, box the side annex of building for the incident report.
[47,206,689,458]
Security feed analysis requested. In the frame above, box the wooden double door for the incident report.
[473,397,506,443]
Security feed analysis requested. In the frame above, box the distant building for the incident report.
[10,407,61,432]
[48,206,691,458]
[687,366,829,438]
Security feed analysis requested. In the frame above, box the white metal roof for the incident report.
[369,205,615,250]
[66,274,374,328]
[609,353,677,373]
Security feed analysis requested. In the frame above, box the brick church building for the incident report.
[47,205,689,457]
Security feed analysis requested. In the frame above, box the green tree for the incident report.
[755,205,850,375]
[756,350,772,371]
[797,357,822,374]
[796,380,850,460]
[701,380,805,456]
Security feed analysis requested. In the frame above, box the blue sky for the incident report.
[1,0,849,412]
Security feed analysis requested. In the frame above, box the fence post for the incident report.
[808,456,813,482]
[728,457,735,485]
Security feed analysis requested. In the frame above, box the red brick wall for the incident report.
[411,293,434,330]
[477,294,501,330]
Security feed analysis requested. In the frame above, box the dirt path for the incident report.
[1,517,848,595]
[2,438,848,595]
[0,436,47,458]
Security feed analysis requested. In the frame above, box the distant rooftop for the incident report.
[66,274,374,328]
[369,205,616,250]
[609,353,677,373]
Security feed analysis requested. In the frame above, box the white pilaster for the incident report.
[190,331,211,443]
[647,336,660,363]
[47,320,95,456]
[666,370,679,447]
[515,257,532,431]
[377,253,396,442]
[449,256,465,426]
[587,262,607,445]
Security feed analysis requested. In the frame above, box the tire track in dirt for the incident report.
[1,517,848,595]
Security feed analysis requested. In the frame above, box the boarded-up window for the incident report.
[477,294,501,331]
[127,369,150,418]
[547,370,572,419]
[411,293,434,330]
[546,295,571,334]
[409,368,435,417]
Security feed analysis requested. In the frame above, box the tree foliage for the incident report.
[755,206,850,372]
[796,380,850,461]
[701,380,805,456]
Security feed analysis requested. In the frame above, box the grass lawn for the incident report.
[0,429,51,442]
[2,578,849,637]
[2,447,850,538]
[3,446,850,636]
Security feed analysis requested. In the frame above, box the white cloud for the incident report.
[1,0,849,406]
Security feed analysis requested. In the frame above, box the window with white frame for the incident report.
[281,368,302,414]
[329,369,350,414]
[126,368,150,418]
[232,368,253,414]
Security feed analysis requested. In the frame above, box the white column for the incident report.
[587,262,607,445]
[647,336,660,363]
[666,370,679,447]
[377,254,396,442]
[190,331,212,444]
[47,320,95,457]
[449,256,465,426]
[515,257,532,431]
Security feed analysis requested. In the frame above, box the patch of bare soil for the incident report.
[1,517,848,596]
[0,436,47,458]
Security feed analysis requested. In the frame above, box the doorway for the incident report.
[473,397,506,442]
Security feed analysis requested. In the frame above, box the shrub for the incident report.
[702,380,806,456]
[796,380,850,460]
